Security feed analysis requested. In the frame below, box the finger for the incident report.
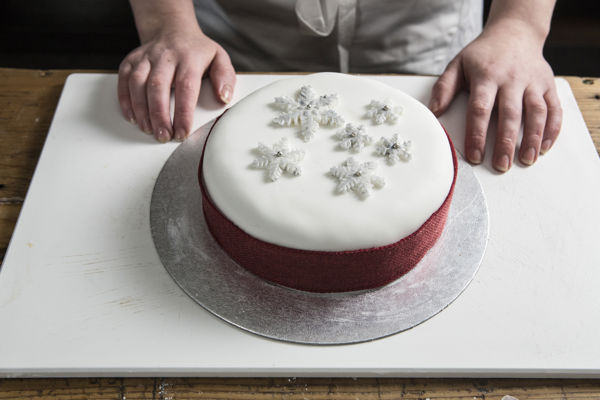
[493,87,524,172]
[147,58,177,142]
[209,46,237,104]
[172,62,202,141]
[465,81,497,165]
[540,87,563,154]
[519,87,547,166]
[118,59,136,124]
[429,58,463,117]
[128,59,152,134]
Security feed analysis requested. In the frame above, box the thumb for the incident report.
[429,58,463,117]
[209,45,237,104]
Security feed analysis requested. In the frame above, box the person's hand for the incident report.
[118,26,236,142]
[429,19,562,172]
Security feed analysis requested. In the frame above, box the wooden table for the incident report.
[0,68,599,399]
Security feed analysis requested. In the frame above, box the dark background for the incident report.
[0,0,598,76]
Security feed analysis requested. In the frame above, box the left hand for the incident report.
[428,19,562,172]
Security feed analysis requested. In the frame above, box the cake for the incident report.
[199,73,457,292]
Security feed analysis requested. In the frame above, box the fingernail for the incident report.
[174,128,187,142]
[220,84,233,103]
[540,139,552,154]
[428,98,439,114]
[468,148,482,164]
[156,128,171,143]
[141,120,152,134]
[128,111,136,124]
[521,147,536,165]
[495,154,510,172]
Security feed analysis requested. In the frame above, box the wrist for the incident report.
[482,16,548,51]
[139,14,201,43]
[484,0,555,50]
[130,0,201,44]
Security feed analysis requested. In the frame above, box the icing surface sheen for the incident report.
[202,73,454,251]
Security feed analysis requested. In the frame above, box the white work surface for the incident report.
[1,74,599,378]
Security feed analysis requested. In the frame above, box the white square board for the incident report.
[1,74,599,377]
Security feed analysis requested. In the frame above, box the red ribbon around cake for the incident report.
[198,123,458,293]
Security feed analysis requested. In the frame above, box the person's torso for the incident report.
[194,0,483,74]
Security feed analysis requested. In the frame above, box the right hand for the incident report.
[118,27,236,142]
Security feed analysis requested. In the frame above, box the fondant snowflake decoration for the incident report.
[375,134,412,164]
[335,123,372,153]
[251,138,305,181]
[329,157,385,199]
[272,85,344,141]
[366,99,402,125]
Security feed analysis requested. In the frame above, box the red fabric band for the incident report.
[198,121,458,293]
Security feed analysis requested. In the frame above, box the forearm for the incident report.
[485,0,556,46]
[129,0,200,43]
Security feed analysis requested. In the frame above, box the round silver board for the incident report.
[150,123,489,345]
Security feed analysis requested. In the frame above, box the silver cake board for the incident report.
[150,120,489,345]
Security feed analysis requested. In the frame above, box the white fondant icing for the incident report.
[203,73,454,251]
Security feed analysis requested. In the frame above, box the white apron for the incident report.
[193,0,483,74]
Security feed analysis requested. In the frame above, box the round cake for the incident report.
[199,73,457,292]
